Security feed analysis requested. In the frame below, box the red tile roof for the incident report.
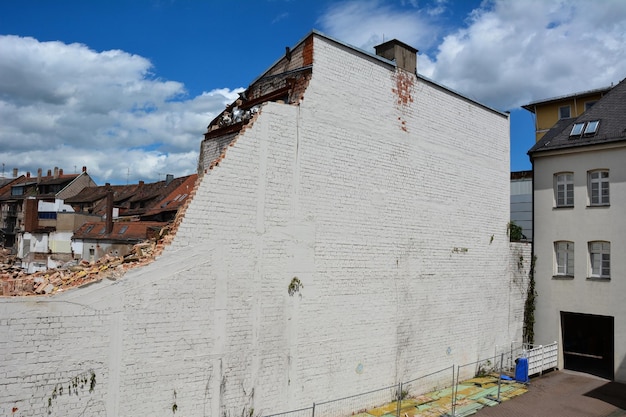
[73,221,167,242]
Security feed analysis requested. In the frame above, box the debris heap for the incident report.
[0,241,164,296]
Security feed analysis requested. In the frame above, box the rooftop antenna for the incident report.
[2,163,4,178]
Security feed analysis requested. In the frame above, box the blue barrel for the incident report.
[515,357,529,383]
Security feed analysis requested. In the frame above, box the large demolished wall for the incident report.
[0,33,518,417]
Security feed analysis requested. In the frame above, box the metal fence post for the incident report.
[452,365,460,417]
[450,366,456,417]
[496,352,504,402]
[396,382,402,417]
[311,402,315,417]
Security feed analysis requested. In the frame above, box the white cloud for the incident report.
[319,0,626,111]
[317,0,441,52]
[0,35,241,184]
[425,0,626,109]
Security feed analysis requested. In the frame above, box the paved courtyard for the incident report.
[474,370,626,417]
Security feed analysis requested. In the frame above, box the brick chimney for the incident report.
[37,168,42,182]
[12,168,18,178]
[374,39,418,74]
[54,167,59,179]
[59,168,63,176]
[106,189,114,234]
[24,198,38,233]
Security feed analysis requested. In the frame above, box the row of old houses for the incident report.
[0,167,196,272]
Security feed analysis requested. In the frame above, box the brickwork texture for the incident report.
[0,34,522,417]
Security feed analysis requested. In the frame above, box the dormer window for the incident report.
[570,122,585,136]
[584,120,599,135]
[559,105,571,119]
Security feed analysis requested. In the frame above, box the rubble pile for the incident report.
[0,241,161,296]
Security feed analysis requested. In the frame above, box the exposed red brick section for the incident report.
[392,70,415,106]
[303,35,314,66]
[392,69,415,132]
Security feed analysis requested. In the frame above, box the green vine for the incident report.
[46,370,96,414]
[523,255,537,344]
[508,221,524,242]
[89,370,96,393]
[287,277,303,297]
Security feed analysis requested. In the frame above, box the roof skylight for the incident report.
[570,122,585,136]
[584,120,600,135]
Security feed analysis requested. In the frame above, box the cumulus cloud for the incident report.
[319,0,626,111]
[0,35,241,184]
[317,0,442,52]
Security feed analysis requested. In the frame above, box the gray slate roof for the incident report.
[528,77,626,156]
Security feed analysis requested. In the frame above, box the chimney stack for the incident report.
[59,168,63,176]
[24,198,38,233]
[12,168,18,178]
[82,166,87,173]
[106,189,114,234]
[165,174,174,185]
[54,167,59,179]
[47,169,52,177]
[38,168,42,182]
[374,39,418,74]
[27,172,31,178]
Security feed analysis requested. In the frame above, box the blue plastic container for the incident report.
[515,357,529,383]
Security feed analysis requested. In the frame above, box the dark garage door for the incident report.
[561,312,614,380]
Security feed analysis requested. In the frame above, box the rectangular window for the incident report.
[589,241,610,278]
[555,241,574,276]
[589,170,609,205]
[555,173,574,207]
[559,105,571,119]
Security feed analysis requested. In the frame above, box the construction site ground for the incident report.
[360,370,625,417]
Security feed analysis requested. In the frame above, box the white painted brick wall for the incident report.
[0,34,520,417]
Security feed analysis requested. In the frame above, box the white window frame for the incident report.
[589,241,610,279]
[559,105,571,119]
[555,172,574,207]
[555,241,574,276]
[588,170,609,206]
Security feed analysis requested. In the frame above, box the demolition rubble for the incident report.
[0,234,173,296]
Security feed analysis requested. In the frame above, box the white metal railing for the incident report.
[495,341,558,376]
[527,342,558,375]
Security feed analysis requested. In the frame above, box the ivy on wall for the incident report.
[523,256,537,344]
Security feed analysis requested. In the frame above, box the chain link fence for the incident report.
[258,344,550,417]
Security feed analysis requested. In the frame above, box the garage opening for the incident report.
[561,311,614,380]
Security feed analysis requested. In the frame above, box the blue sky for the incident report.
[1,0,626,184]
